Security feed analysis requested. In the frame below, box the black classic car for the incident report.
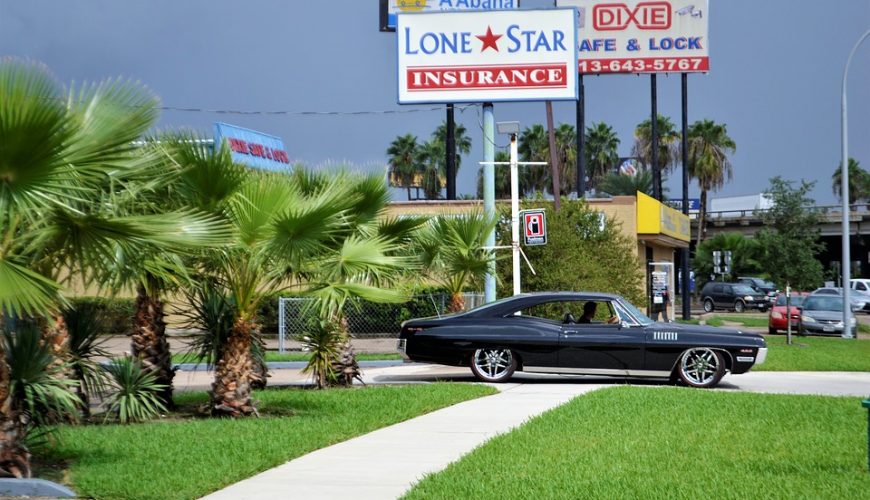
[398,292,767,388]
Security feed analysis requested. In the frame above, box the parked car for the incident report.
[700,282,769,313]
[398,292,768,388]
[737,277,778,304]
[799,295,857,336]
[850,279,870,293]
[768,292,808,334]
[810,287,868,312]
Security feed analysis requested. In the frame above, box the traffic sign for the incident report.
[522,210,547,246]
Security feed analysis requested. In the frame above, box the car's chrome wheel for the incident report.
[677,348,725,388]
[470,347,517,383]
[703,299,714,312]
[734,300,746,313]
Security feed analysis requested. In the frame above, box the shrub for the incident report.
[103,357,167,424]
[67,297,136,334]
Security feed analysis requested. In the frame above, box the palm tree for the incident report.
[598,168,655,197]
[518,124,550,195]
[832,158,869,206]
[476,150,512,199]
[687,119,736,248]
[554,123,577,195]
[0,59,228,475]
[386,134,420,200]
[632,115,679,196]
[416,139,445,199]
[417,212,497,312]
[432,121,472,172]
[584,122,620,190]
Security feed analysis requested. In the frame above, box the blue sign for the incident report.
[666,198,701,212]
[213,122,291,172]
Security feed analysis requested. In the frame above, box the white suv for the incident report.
[851,279,870,293]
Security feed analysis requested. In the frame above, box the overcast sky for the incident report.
[1,0,868,205]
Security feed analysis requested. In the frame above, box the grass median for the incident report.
[755,335,870,371]
[404,386,870,499]
[39,383,496,500]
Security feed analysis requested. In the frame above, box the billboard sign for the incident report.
[397,9,578,104]
[523,209,547,246]
[213,122,291,172]
[556,0,709,74]
[380,0,520,32]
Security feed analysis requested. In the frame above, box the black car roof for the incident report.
[464,291,623,317]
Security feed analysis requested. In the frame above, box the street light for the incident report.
[840,29,870,339]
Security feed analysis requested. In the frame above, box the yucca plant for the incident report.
[2,321,79,477]
[103,357,167,424]
[299,318,343,389]
[63,304,110,416]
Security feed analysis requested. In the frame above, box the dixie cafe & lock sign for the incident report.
[397,9,578,104]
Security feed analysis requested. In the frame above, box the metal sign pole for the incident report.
[651,74,660,201]
[681,72,691,320]
[510,133,521,296]
[483,103,496,303]
[446,103,456,200]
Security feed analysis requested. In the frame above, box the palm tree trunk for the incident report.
[40,314,73,381]
[447,292,465,313]
[330,316,361,387]
[211,317,256,416]
[249,329,269,390]
[545,101,561,211]
[0,338,30,478]
[131,283,174,409]
[697,189,708,249]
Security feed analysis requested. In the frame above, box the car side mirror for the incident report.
[620,320,630,329]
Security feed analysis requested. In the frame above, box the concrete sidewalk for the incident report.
[200,380,604,500]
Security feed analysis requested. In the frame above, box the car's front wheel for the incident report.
[703,299,714,313]
[677,348,725,388]
[734,300,746,313]
[470,347,517,383]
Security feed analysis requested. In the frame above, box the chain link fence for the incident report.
[277,293,483,352]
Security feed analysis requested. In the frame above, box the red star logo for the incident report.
[476,26,502,52]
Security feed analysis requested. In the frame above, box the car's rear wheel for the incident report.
[703,299,714,313]
[470,347,517,383]
[768,327,777,335]
[677,348,725,388]
[734,300,746,313]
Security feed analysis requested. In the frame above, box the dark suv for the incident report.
[737,277,778,304]
[700,282,769,313]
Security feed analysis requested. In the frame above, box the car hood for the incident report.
[803,310,843,321]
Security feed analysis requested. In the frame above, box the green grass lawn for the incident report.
[755,335,870,371]
[404,386,870,500]
[39,384,496,500]
[171,351,402,364]
[707,314,770,328]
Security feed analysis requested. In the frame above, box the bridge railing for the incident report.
[704,204,870,221]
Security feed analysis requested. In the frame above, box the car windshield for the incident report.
[617,298,655,326]
[803,296,844,311]
[775,295,805,306]
[733,285,757,295]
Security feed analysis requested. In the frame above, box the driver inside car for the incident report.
[578,301,619,324]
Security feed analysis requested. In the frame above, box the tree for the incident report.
[554,123,577,195]
[755,177,824,291]
[386,134,420,200]
[687,119,736,248]
[476,150,512,199]
[496,199,645,306]
[632,114,679,173]
[518,124,550,195]
[0,60,228,476]
[832,158,870,205]
[431,121,472,173]
[584,122,620,190]
[693,233,762,286]
[598,168,655,197]
[417,212,497,313]
[415,139,444,200]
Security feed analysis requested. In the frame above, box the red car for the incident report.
[768,292,808,334]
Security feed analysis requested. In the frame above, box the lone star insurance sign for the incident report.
[397,9,578,104]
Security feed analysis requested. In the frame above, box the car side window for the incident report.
[858,283,867,291]
[712,285,722,293]
[512,301,583,324]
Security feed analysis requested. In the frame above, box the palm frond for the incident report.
[0,257,63,317]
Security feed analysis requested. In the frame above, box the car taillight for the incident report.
[403,327,423,335]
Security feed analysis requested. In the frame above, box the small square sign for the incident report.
[523,210,547,246]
